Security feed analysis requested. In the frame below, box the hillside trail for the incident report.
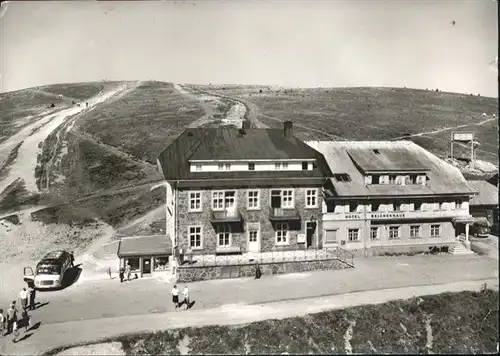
[196,87,347,140]
[1,278,497,356]
[0,83,136,196]
[392,116,497,140]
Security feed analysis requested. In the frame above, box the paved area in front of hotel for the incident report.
[0,254,496,326]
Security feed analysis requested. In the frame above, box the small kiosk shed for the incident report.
[117,235,172,278]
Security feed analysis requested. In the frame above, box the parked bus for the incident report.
[23,250,73,290]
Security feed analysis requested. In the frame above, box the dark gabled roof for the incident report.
[346,147,430,173]
[468,180,499,206]
[158,127,332,183]
[307,140,477,198]
[117,235,172,257]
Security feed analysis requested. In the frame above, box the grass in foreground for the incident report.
[47,289,499,355]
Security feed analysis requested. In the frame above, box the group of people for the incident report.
[171,285,190,310]
[118,262,136,283]
[0,286,36,339]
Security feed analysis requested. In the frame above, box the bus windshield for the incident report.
[36,264,61,275]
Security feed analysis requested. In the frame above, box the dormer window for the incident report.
[218,163,231,171]
[275,162,289,170]
[248,162,255,171]
[334,174,351,182]
[302,162,308,170]
[195,164,202,172]
[372,175,380,184]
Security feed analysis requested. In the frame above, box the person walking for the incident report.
[20,308,30,333]
[119,267,125,283]
[18,288,28,310]
[183,286,190,310]
[125,262,132,281]
[171,285,180,309]
[0,309,5,337]
[6,303,17,335]
[28,285,36,311]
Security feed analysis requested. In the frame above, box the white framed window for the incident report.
[370,227,379,240]
[224,163,231,171]
[393,200,402,211]
[216,225,231,246]
[325,229,337,243]
[275,162,289,170]
[189,226,202,249]
[410,225,421,238]
[218,163,224,171]
[195,164,202,172]
[247,190,260,210]
[389,226,400,239]
[282,189,294,208]
[188,191,202,212]
[212,191,236,210]
[270,189,295,209]
[430,224,441,237]
[305,189,318,208]
[414,201,422,211]
[212,191,224,210]
[275,222,289,245]
[348,228,359,241]
[248,162,255,171]
[249,229,259,242]
[455,199,462,210]
[302,162,308,170]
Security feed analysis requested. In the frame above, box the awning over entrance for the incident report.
[452,215,475,224]
[117,235,172,257]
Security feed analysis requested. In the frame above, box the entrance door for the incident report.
[142,258,152,274]
[306,221,317,249]
[247,223,261,253]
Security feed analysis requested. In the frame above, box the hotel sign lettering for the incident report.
[345,213,362,220]
[370,212,406,219]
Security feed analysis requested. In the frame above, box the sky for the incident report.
[1,0,498,96]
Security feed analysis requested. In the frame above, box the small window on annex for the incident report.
[125,257,140,271]
[153,256,169,271]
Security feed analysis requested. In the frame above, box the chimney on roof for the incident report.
[284,121,293,139]
[239,121,251,135]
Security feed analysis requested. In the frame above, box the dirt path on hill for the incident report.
[392,117,497,140]
[1,278,497,356]
[0,83,137,195]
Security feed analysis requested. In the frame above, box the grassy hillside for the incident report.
[75,81,205,164]
[48,289,499,355]
[200,85,498,165]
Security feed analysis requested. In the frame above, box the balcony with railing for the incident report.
[269,206,301,221]
[209,208,243,223]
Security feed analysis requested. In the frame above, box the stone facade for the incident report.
[176,186,324,255]
[177,257,352,283]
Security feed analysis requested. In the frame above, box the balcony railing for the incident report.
[209,208,243,223]
[269,206,301,221]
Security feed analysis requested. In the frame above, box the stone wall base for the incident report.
[177,258,353,283]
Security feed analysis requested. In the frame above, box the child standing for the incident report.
[171,285,180,309]
[183,286,190,310]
